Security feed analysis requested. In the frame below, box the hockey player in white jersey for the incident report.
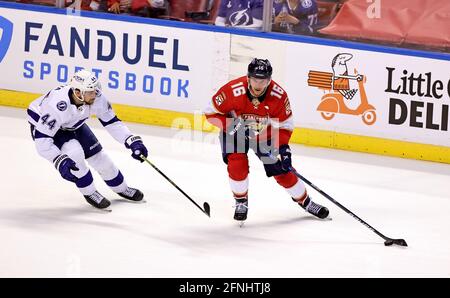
[27,70,149,210]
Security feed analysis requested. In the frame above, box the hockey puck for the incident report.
[384,240,394,246]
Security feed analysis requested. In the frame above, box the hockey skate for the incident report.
[234,198,248,227]
[296,196,330,219]
[84,191,111,211]
[118,187,145,203]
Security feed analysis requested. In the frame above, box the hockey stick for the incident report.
[262,149,407,247]
[287,167,407,247]
[140,155,211,217]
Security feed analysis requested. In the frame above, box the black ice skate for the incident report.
[234,198,248,221]
[84,191,111,210]
[118,187,144,202]
[296,196,329,219]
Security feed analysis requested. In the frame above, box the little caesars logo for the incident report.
[307,53,376,125]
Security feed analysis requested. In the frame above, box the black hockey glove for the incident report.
[279,144,292,171]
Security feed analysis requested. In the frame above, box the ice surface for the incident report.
[0,106,449,277]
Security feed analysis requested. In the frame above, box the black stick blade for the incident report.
[203,202,211,217]
[384,239,408,247]
[394,239,408,247]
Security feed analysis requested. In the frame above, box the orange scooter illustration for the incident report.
[307,69,376,125]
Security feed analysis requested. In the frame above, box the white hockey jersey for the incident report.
[27,85,131,163]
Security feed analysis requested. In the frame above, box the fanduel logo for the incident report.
[0,16,13,63]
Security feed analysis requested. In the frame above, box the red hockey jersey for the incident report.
[205,76,294,147]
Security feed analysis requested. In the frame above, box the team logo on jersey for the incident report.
[301,0,313,9]
[230,9,251,26]
[214,94,225,106]
[241,114,270,135]
[57,101,67,111]
[307,53,376,125]
[0,16,13,64]
[251,97,261,108]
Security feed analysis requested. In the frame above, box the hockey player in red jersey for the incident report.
[205,58,329,222]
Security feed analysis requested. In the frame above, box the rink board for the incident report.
[0,2,449,164]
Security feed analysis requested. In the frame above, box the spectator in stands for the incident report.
[133,0,168,18]
[64,0,167,17]
[65,0,108,12]
[64,0,98,11]
[106,0,131,13]
[273,0,318,34]
[107,0,166,15]
[215,0,264,30]
[17,0,58,6]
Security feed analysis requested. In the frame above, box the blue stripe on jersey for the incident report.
[99,116,121,127]
[76,170,94,188]
[104,171,124,187]
[34,129,52,139]
[70,118,89,130]
[27,109,40,122]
